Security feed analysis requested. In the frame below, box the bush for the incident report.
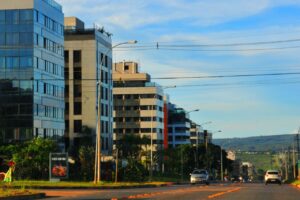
[0,138,58,180]
[120,160,148,182]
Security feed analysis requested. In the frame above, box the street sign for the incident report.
[49,153,69,181]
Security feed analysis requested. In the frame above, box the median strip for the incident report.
[208,187,241,199]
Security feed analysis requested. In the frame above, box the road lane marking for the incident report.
[207,187,241,199]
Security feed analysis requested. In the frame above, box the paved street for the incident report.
[39,183,300,200]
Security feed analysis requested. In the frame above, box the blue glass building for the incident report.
[0,0,65,145]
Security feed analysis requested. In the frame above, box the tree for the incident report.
[11,138,58,180]
[116,134,150,181]
[78,146,95,181]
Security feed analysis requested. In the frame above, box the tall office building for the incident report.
[0,0,65,145]
[64,17,113,154]
[113,61,165,152]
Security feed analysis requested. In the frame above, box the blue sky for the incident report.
[57,0,300,138]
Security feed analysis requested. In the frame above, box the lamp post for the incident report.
[200,121,212,126]
[94,40,137,184]
[211,130,223,181]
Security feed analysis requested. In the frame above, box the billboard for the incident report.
[49,153,69,180]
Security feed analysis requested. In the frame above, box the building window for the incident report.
[0,11,5,24]
[74,120,82,133]
[64,51,69,63]
[65,102,69,114]
[73,50,81,63]
[74,102,82,115]
[74,67,81,80]
[74,84,82,97]
[20,10,33,24]
[6,10,19,24]
[124,65,129,71]
[65,120,69,131]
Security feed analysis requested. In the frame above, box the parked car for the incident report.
[264,170,281,185]
[190,169,209,185]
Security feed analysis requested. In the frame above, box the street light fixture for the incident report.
[94,40,138,184]
[186,109,200,115]
[200,121,212,126]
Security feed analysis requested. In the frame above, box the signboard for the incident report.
[49,153,69,180]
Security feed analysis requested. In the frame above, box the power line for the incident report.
[1,71,300,81]
[115,45,300,52]
[117,38,300,48]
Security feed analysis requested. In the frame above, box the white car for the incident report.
[190,169,209,185]
[265,170,282,185]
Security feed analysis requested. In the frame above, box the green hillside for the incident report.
[213,134,297,152]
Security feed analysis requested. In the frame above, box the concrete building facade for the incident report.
[168,103,191,148]
[190,121,204,147]
[113,61,164,152]
[64,17,113,154]
[0,0,65,145]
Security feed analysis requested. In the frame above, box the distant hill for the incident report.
[213,134,297,152]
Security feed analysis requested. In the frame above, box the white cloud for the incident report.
[57,0,300,29]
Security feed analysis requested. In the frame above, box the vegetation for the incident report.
[214,134,296,152]
[163,144,233,179]
[0,138,58,180]
[3,180,168,188]
[0,136,232,182]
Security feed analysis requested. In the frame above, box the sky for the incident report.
[57,0,300,138]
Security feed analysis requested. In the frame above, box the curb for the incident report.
[0,193,45,200]
[11,183,174,190]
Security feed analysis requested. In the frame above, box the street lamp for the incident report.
[94,40,137,184]
[186,109,200,115]
[211,130,223,181]
[200,121,212,126]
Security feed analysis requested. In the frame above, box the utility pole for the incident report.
[297,128,300,160]
[115,148,118,183]
[285,150,288,181]
[149,104,154,182]
[220,147,223,181]
[181,146,183,183]
[293,143,296,179]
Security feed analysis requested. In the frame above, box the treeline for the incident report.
[0,136,233,181]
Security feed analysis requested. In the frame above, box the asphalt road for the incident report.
[39,183,300,200]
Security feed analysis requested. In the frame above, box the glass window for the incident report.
[6,33,19,46]
[74,102,82,115]
[20,10,33,24]
[64,51,69,63]
[0,33,4,45]
[6,10,19,24]
[74,120,82,133]
[0,57,5,70]
[20,57,33,68]
[0,11,5,24]
[38,12,44,25]
[34,10,38,22]
[73,50,81,63]
[6,57,19,69]
[20,80,33,93]
[19,32,33,45]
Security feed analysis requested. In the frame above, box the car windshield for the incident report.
[192,170,207,174]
